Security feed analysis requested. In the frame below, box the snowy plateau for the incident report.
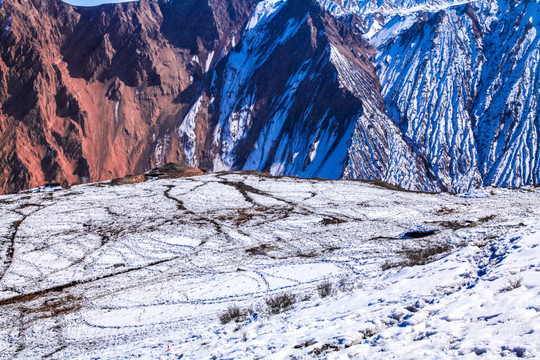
[0,173,539,359]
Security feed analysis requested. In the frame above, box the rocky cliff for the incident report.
[0,0,539,193]
[0,0,256,193]
[322,0,540,191]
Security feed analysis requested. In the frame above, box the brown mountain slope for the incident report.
[0,0,434,194]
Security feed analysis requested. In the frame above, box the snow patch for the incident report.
[154,134,171,167]
[1,16,11,39]
[246,0,286,31]
[178,96,202,166]
[369,15,416,46]
[114,100,120,125]
[205,51,215,73]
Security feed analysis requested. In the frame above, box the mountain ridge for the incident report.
[323,0,540,191]
[0,0,539,193]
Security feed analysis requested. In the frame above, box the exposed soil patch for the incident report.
[25,294,83,318]
[434,207,455,215]
[1,217,25,282]
[163,185,190,212]
[439,220,477,230]
[246,244,278,256]
[478,215,496,223]
[297,251,319,258]
[437,215,495,230]
[0,256,179,306]
[382,241,452,270]
[359,179,432,194]
[320,217,347,226]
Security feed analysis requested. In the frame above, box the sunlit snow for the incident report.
[0,173,539,358]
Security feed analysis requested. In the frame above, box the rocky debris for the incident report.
[294,340,317,348]
[109,174,147,186]
[144,162,204,179]
[309,343,340,355]
[110,162,203,185]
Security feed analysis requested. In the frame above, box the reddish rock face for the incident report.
[0,0,255,193]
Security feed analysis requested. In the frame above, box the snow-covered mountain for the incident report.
[1,173,539,358]
[320,0,540,191]
[0,0,539,193]
[200,0,435,190]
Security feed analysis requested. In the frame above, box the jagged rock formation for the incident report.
[0,0,539,193]
[322,0,540,191]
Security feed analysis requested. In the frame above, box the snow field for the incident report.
[0,173,538,358]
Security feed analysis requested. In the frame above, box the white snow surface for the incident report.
[246,0,287,31]
[177,96,202,166]
[0,173,539,359]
